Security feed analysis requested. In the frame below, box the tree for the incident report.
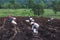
[40,0,47,8]
[9,0,15,4]
[32,4,44,16]
[0,4,2,8]
[2,0,21,9]
[31,0,44,16]
[27,0,35,8]
[52,1,56,14]
[9,2,21,9]
[52,1,60,14]
[0,0,2,8]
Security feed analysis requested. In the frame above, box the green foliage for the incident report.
[0,0,47,9]
[39,0,47,8]
[0,4,2,8]
[0,1,3,9]
[26,0,35,8]
[1,2,21,9]
[0,9,60,19]
[32,3,44,16]
[1,3,10,9]
[52,1,60,14]
[43,9,60,19]
[9,0,15,4]
[0,9,34,17]
[55,1,60,10]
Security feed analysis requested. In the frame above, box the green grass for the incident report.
[42,9,60,19]
[0,9,60,19]
[0,9,34,17]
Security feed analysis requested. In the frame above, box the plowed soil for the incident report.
[0,17,60,40]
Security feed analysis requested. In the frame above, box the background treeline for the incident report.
[0,0,60,16]
[0,0,60,9]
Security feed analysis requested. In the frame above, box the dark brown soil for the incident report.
[0,17,60,40]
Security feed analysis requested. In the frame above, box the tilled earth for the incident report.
[0,17,60,40]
